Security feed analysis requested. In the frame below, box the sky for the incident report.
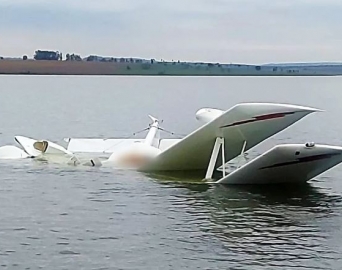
[0,0,342,63]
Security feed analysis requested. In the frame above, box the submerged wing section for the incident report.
[0,145,29,159]
[66,138,181,153]
[141,103,320,171]
[217,144,342,184]
[67,138,145,153]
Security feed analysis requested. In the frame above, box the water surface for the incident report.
[0,76,342,269]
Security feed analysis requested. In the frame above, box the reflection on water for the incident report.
[154,178,342,269]
[0,157,342,269]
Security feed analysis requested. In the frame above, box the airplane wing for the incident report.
[141,103,320,171]
[216,144,342,184]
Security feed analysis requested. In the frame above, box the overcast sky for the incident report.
[0,0,341,63]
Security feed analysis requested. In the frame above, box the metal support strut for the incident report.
[205,137,225,179]
[237,141,247,168]
[205,139,248,180]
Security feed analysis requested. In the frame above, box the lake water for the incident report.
[1,76,342,269]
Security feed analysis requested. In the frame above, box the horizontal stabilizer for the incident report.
[0,145,29,159]
[15,136,73,157]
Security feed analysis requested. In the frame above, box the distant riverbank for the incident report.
[1,59,342,76]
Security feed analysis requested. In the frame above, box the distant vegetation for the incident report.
[0,49,341,77]
[24,49,155,63]
[66,53,82,61]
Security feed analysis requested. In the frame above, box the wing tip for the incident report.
[232,102,322,113]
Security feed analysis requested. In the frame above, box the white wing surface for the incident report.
[141,103,320,171]
[66,138,181,153]
[217,144,342,184]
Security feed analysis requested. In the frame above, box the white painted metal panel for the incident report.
[142,103,319,171]
[0,145,29,159]
[217,144,342,184]
[67,138,181,153]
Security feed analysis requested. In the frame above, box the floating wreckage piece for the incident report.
[0,136,101,167]
[67,155,102,167]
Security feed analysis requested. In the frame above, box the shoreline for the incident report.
[1,59,342,76]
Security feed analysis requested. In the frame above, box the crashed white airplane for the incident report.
[1,102,342,185]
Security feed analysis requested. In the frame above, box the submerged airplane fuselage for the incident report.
[0,102,341,185]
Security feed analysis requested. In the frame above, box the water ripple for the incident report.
[1,150,342,269]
